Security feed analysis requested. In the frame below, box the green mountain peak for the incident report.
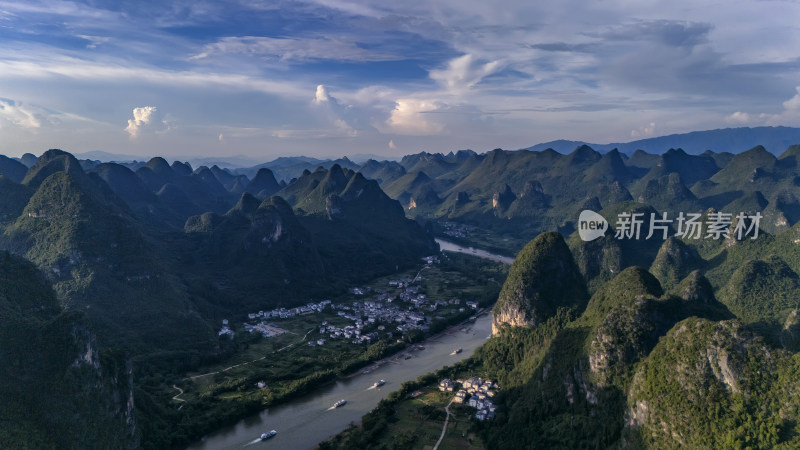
[492,231,588,334]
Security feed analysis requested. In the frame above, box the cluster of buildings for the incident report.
[247,300,333,321]
[440,377,499,421]
[315,319,379,345]
[440,221,474,239]
[325,299,430,341]
[226,255,479,348]
[218,319,234,337]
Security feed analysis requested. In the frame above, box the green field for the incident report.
[370,387,486,449]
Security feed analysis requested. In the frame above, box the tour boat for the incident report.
[260,430,277,440]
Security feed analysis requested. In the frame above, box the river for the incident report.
[188,242,512,450]
[188,313,493,449]
[434,238,516,265]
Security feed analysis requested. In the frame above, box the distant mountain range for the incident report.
[53,126,800,182]
[12,126,800,254]
[525,126,800,155]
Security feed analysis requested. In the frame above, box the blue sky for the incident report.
[0,0,798,160]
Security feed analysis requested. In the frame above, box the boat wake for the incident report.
[243,438,262,446]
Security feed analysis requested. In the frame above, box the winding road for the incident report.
[172,384,186,410]
[433,398,455,450]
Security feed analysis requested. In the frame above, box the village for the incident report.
[439,376,499,421]
[216,255,480,346]
[439,221,474,239]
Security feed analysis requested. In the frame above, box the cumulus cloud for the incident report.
[309,84,360,137]
[630,122,656,138]
[0,99,41,129]
[273,85,363,139]
[384,99,446,136]
[782,87,800,112]
[124,106,157,138]
[766,86,800,125]
[726,86,800,126]
[725,111,753,124]
[314,84,331,104]
[388,139,396,149]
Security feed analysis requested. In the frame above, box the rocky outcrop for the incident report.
[325,194,345,219]
[492,184,516,211]
[506,181,548,217]
[782,309,800,352]
[589,296,655,386]
[492,232,588,334]
[626,318,780,447]
[0,252,138,448]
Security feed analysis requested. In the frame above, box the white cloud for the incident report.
[782,86,800,113]
[0,99,41,129]
[766,86,800,125]
[190,36,397,62]
[630,122,656,138]
[1,0,799,156]
[727,87,800,126]
[76,34,111,49]
[0,55,310,99]
[725,111,752,125]
[384,99,446,136]
[125,106,157,138]
[429,54,502,93]
[314,84,331,104]
[308,85,360,137]
[333,118,358,137]
[388,139,396,149]
[218,132,224,142]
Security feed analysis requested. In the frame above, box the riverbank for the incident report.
[347,308,489,379]
[187,313,494,449]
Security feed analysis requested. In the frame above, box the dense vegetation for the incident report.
[0,149,437,448]
[344,215,800,448]
[0,252,136,448]
[4,132,800,449]
[491,232,587,332]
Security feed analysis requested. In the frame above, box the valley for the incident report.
[3,129,800,449]
[149,253,504,448]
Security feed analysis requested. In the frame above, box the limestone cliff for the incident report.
[492,231,588,334]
